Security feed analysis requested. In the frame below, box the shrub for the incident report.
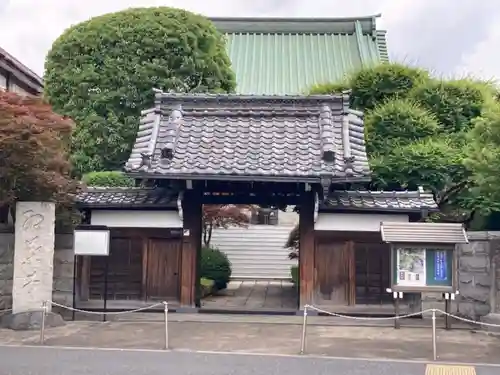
[82,171,135,187]
[410,79,493,133]
[364,99,440,155]
[45,7,236,174]
[290,265,299,286]
[309,81,351,95]
[349,63,430,110]
[200,277,215,297]
[200,246,232,290]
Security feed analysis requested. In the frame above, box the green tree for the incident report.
[44,7,236,175]
[307,63,493,227]
[310,63,429,110]
[465,106,500,213]
[409,79,492,133]
[0,91,77,223]
[364,98,439,155]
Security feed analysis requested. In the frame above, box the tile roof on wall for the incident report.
[76,187,178,208]
[322,190,438,212]
[124,91,370,182]
[211,16,388,95]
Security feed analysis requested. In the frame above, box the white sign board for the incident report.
[396,247,426,287]
[74,229,110,256]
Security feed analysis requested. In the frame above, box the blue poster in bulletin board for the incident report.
[434,250,447,281]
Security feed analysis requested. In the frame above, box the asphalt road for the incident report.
[1,345,499,375]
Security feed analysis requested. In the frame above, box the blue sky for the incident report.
[0,0,498,81]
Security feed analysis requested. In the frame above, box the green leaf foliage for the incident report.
[365,99,439,155]
[82,171,134,187]
[306,62,498,227]
[200,246,232,290]
[348,63,430,110]
[409,79,493,133]
[371,137,467,195]
[44,7,236,175]
[308,81,350,95]
[465,106,500,212]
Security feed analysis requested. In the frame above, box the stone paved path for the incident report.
[201,280,297,310]
[1,319,499,364]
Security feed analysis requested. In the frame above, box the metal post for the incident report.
[445,298,451,330]
[431,308,437,361]
[300,305,308,354]
[103,255,109,322]
[39,301,47,345]
[72,255,77,321]
[163,301,169,350]
[394,293,401,330]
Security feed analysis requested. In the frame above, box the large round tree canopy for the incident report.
[44,7,236,175]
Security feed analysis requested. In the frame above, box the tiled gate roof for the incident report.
[124,92,370,182]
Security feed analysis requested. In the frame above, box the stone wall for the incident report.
[422,231,500,319]
[0,232,14,310]
[0,231,74,310]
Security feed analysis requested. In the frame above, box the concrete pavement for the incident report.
[1,320,500,363]
[1,346,499,375]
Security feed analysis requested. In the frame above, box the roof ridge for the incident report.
[210,15,382,35]
[336,189,434,195]
[155,91,349,101]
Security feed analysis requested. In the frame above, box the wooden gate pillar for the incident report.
[180,187,202,308]
[299,190,315,308]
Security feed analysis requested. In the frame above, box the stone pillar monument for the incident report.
[2,202,64,330]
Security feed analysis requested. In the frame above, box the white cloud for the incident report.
[0,0,498,80]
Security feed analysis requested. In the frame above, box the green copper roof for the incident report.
[211,16,388,95]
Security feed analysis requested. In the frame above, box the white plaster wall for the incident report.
[315,213,409,231]
[90,210,182,228]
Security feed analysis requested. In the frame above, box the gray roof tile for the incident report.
[76,187,177,208]
[124,92,370,182]
[323,190,438,212]
[381,222,468,244]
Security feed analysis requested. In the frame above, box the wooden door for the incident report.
[89,237,143,300]
[314,241,355,306]
[355,243,391,304]
[146,238,181,301]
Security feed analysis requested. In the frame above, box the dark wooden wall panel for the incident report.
[180,188,203,307]
[314,240,355,306]
[85,228,183,302]
[299,191,315,308]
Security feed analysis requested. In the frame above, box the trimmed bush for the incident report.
[200,277,215,297]
[200,246,232,290]
[45,7,236,174]
[349,63,430,110]
[410,79,493,133]
[82,171,134,187]
[365,99,440,155]
[309,81,350,95]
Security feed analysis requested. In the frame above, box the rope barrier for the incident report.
[305,303,500,327]
[300,304,500,361]
[305,304,433,321]
[439,310,500,328]
[23,300,500,360]
[49,301,164,315]
[38,300,170,349]
[0,307,12,314]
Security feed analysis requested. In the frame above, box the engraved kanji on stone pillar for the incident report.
[12,202,56,314]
